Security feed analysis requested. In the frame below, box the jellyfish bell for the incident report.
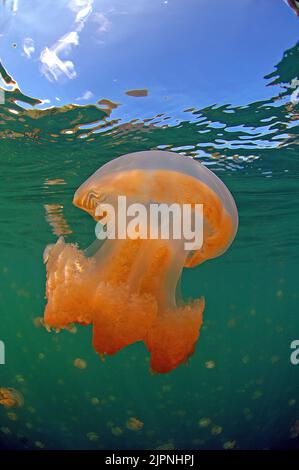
[73,151,238,266]
[44,150,238,373]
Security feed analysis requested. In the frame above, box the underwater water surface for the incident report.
[1,1,299,451]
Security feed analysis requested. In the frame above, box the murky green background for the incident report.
[0,41,299,450]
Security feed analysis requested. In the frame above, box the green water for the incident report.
[0,42,299,451]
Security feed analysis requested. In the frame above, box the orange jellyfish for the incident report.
[44,151,238,373]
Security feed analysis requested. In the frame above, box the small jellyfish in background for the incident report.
[44,151,238,373]
[126,417,144,431]
[73,358,87,370]
[0,388,24,408]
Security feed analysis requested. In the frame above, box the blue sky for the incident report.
[0,0,298,121]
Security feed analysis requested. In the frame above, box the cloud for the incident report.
[68,0,93,26]
[39,0,112,82]
[75,90,93,101]
[23,37,35,59]
[92,12,111,33]
[56,31,80,54]
[12,0,18,14]
[40,1,94,82]
[40,32,79,81]
[68,0,93,12]
[75,5,92,24]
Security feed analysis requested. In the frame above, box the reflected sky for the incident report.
[0,0,298,124]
